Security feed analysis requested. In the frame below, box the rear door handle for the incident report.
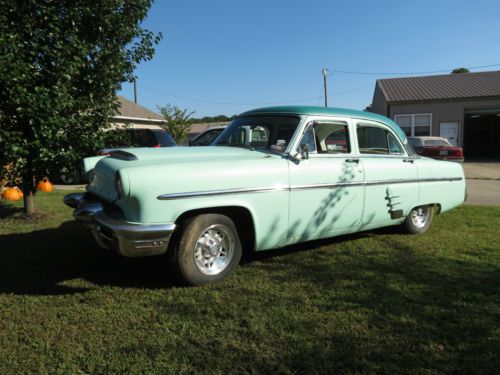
[345,158,360,164]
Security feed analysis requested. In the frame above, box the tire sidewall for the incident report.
[404,205,434,234]
[174,213,242,286]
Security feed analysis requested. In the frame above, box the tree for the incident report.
[451,67,470,74]
[157,104,195,143]
[0,0,161,215]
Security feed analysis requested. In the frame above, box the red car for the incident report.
[408,136,464,162]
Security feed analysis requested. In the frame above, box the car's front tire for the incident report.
[169,213,242,286]
[403,205,434,234]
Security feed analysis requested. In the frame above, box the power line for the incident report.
[138,84,373,107]
[326,63,500,76]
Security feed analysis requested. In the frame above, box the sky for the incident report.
[118,0,500,118]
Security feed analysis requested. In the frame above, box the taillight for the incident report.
[152,144,161,148]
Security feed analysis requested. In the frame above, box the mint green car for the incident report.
[64,106,466,285]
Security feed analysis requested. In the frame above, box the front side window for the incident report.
[298,122,350,155]
[300,125,317,153]
[214,115,300,153]
[316,123,350,154]
[357,125,405,155]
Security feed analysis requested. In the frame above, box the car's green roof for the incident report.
[240,106,406,141]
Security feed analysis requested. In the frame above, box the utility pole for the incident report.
[322,67,329,107]
[133,77,138,104]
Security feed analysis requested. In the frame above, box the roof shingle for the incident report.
[115,96,164,121]
[377,70,500,102]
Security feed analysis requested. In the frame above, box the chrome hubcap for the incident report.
[194,224,235,275]
[410,206,430,229]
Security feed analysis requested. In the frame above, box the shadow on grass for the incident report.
[242,233,500,374]
[0,220,177,295]
[0,201,23,218]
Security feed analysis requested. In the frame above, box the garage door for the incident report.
[464,109,500,158]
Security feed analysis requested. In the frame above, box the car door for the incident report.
[287,117,365,242]
[355,120,419,229]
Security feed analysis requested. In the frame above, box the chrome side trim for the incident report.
[157,186,288,200]
[290,181,365,191]
[365,177,463,187]
[157,177,463,200]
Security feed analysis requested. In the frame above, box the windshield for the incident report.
[424,139,452,147]
[213,115,301,153]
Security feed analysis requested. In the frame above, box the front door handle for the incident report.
[403,158,414,163]
[345,158,360,164]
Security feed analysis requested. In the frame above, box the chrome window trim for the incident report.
[157,177,463,200]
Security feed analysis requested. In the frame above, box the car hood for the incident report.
[86,146,286,204]
[106,145,265,164]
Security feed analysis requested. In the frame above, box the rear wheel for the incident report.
[169,213,242,286]
[403,205,434,234]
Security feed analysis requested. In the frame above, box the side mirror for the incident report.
[299,143,309,160]
[291,144,309,161]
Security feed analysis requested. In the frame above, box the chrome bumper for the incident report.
[64,192,175,257]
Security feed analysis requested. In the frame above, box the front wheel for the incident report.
[403,205,435,234]
[169,214,242,286]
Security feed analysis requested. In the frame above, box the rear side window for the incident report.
[357,125,404,155]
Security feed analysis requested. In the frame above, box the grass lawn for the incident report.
[0,190,499,374]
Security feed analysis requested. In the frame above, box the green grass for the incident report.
[0,191,499,374]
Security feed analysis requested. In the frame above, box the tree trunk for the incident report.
[22,174,36,216]
[23,190,35,216]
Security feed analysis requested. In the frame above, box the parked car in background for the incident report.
[97,128,176,156]
[189,126,226,146]
[408,136,464,162]
[58,128,176,184]
[65,106,466,286]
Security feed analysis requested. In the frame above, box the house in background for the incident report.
[112,95,165,129]
[371,71,500,158]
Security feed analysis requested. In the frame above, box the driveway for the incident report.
[463,161,500,180]
[460,162,500,206]
[465,179,500,207]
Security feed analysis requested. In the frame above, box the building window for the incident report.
[394,114,432,136]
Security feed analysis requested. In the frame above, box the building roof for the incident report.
[376,70,500,103]
[240,105,406,141]
[114,95,164,121]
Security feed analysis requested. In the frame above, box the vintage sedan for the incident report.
[64,106,466,286]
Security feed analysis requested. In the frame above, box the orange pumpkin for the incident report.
[37,178,53,193]
[1,187,23,201]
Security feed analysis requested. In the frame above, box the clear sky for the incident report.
[119,0,500,117]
